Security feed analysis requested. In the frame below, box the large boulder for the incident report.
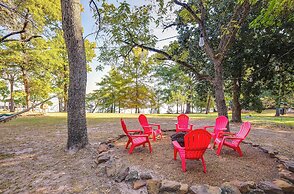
[272,179,294,194]
[159,180,181,192]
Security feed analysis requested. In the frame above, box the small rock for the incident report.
[125,170,139,181]
[273,179,294,193]
[140,172,153,180]
[133,180,146,190]
[226,180,256,193]
[160,180,181,192]
[97,143,109,154]
[96,155,110,164]
[279,169,294,184]
[285,161,294,173]
[277,164,285,171]
[114,166,129,182]
[146,179,161,194]
[247,189,265,194]
[189,184,222,194]
[221,182,241,194]
[179,183,189,194]
[277,156,290,163]
[257,181,283,194]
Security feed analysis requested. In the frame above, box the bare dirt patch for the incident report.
[114,131,279,186]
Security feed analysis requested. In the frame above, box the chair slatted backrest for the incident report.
[120,119,131,139]
[138,114,152,134]
[177,114,189,129]
[232,122,251,145]
[215,116,228,131]
[184,130,211,159]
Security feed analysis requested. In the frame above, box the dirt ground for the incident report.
[0,117,293,193]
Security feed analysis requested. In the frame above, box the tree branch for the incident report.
[89,0,102,40]
[174,0,216,61]
[123,40,213,82]
[217,0,250,60]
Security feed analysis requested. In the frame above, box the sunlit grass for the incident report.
[1,110,293,128]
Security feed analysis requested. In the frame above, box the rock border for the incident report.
[94,136,294,194]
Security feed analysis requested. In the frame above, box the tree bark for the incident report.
[63,64,68,112]
[213,59,228,118]
[231,78,242,122]
[21,67,31,109]
[205,91,211,114]
[9,78,15,112]
[61,0,88,150]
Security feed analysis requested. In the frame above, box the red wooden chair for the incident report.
[214,122,251,156]
[138,114,162,141]
[172,129,211,172]
[175,114,193,133]
[120,119,152,154]
[203,116,228,140]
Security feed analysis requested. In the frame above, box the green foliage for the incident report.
[251,0,294,27]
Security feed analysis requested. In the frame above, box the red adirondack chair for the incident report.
[214,122,251,156]
[203,116,228,140]
[138,114,162,141]
[172,129,212,172]
[175,114,193,133]
[120,119,152,154]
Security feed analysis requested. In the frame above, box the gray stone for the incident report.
[247,189,265,194]
[96,165,106,176]
[97,155,110,164]
[273,179,294,193]
[257,181,283,194]
[133,180,147,190]
[179,183,189,194]
[159,180,181,192]
[125,170,139,181]
[140,172,153,180]
[189,184,222,194]
[285,161,294,173]
[221,182,241,194]
[98,143,109,154]
[105,159,126,177]
[147,179,162,194]
[114,166,130,182]
[279,169,294,184]
[226,180,256,193]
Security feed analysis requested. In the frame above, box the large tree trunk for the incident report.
[205,91,211,114]
[63,64,68,112]
[61,0,88,150]
[21,68,31,109]
[213,60,228,118]
[232,78,242,122]
[9,78,15,112]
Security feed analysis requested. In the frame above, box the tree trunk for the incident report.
[231,78,242,122]
[21,67,31,109]
[205,91,211,114]
[213,59,228,118]
[61,0,88,150]
[58,97,63,112]
[9,78,15,112]
[63,72,68,112]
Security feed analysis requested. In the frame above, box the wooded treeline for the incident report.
[85,0,294,121]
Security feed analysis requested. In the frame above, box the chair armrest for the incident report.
[222,136,244,140]
[217,131,235,138]
[130,134,149,138]
[203,125,214,130]
[172,141,184,150]
[128,129,142,133]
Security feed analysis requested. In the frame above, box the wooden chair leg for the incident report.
[125,140,131,149]
[236,146,243,157]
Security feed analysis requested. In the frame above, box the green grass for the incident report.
[1,110,293,128]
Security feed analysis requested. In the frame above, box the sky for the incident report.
[80,1,178,93]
